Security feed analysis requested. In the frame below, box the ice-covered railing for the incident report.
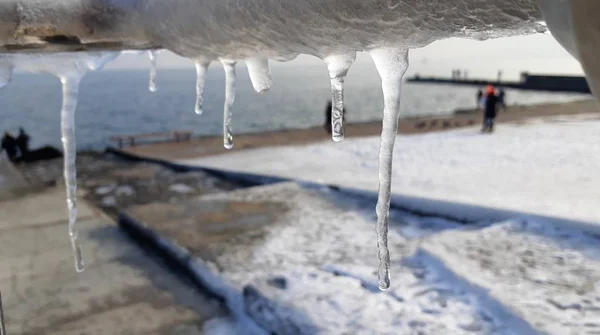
[0,0,598,290]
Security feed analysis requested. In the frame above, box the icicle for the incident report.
[0,65,13,89]
[369,47,409,291]
[60,74,85,273]
[323,52,356,142]
[194,60,211,115]
[148,50,159,92]
[245,57,272,93]
[221,60,237,149]
[2,52,119,273]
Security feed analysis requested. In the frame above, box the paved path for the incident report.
[0,186,226,334]
[0,158,30,200]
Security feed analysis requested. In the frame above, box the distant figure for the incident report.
[16,128,30,155]
[17,146,62,163]
[323,100,346,135]
[414,120,427,130]
[497,89,506,112]
[1,132,19,162]
[482,85,498,133]
[476,89,483,108]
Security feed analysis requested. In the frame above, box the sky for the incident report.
[105,33,583,81]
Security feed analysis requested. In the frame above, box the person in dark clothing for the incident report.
[323,100,347,135]
[482,85,498,133]
[497,89,506,112]
[16,128,30,155]
[1,132,19,162]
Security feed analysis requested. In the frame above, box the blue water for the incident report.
[0,65,589,150]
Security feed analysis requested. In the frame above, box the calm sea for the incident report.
[0,65,589,150]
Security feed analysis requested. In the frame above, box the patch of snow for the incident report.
[115,185,135,197]
[422,218,600,334]
[95,185,116,195]
[204,317,242,335]
[186,114,600,224]
[169,183,196,194]
[182,182,534,334]
[101,196,116,207]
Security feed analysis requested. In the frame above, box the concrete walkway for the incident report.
[0,158,30,200]
[0,184,226,334]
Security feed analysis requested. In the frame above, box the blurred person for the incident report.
[476,89,483,108]
[1,132,19,162]
[482,85,498,133]
[498,88,506,112]
[16,128,30,155]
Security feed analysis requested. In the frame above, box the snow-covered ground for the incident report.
[170,114,600,334]
[182,113,600,224]
[190,183,539,335]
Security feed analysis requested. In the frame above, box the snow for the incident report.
[188,182,527,334]
[101,196,116,207]
[95,185,117,195]
[115,185,135,197]
[169,183,196,194]
[421,218,600,334]
[173,114,600,333]
[185,113,600,225]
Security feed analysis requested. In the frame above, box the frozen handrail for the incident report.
[0,0,156,53]
[0,289,6,335]
[0,0,543,54]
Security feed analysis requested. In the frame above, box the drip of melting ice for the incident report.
[323,53,356,142]
[148,50,160,92]
[194,60,211,115]
[369,47,409,291]
[221,60,237,149]
[245,57,272,94]
[0,52,119,272]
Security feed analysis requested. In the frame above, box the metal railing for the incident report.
[0,289,6,335]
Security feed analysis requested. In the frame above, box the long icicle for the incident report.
[246,57,273,93]
[221,60,237,149]
[323,52,356,142]
[369,47,409,291]
[194,60,211,114]
[148,50,159,92]
[60,74,85,272]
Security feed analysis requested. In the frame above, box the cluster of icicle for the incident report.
[147,49,408,290]
[1,45,409,290]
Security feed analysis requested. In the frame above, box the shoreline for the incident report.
[121,99,599,161]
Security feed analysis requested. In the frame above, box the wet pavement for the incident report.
[0,172,228,334]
